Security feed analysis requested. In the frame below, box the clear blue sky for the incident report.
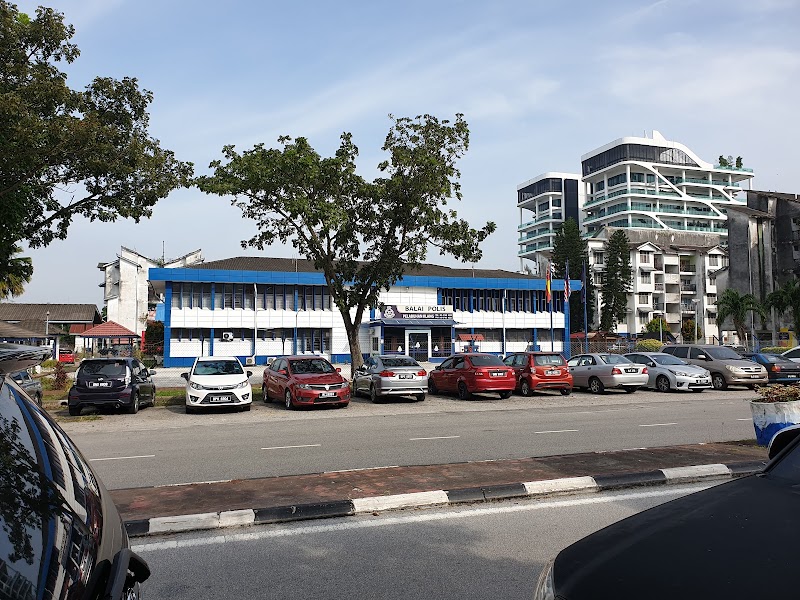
[14,0,800,306]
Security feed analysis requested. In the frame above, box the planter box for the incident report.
[750,400,800,446]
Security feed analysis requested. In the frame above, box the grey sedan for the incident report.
[352,355,428,403]
[567,353,648,394]
[624,352,712,392]
[10,369,43,405]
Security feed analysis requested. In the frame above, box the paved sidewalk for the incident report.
[114,441,766,536]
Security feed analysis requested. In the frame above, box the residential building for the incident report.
[586,228,726,340]
[581,130,754,240]
[517,172,584,274]
[148,257,581,367]
[0,303,102,355]
[98,247,203,337]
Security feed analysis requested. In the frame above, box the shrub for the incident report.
[53,362,69,390]
[41,359,58,369]
[760,346,788,355]
[753,384,800,403]
[634,339,664,352]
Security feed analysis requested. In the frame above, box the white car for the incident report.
[781,346,800,363]
[182,356,253,414]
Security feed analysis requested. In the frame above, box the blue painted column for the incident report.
[293,287,299,354]
[209,284,215,357]
[563,290,571,359]
[164,282,173,366]
[469,290,475,351]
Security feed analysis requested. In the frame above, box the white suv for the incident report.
[182,356,253,414]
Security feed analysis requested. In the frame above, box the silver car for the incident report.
[624,352,712,393]
[10,369,43,405]
[567,353,649,394]
[352,355,428,402]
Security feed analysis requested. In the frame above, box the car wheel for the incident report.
[656,375,671,393]
[588,377,605,394]
[623,386,638,394]
[416,393,426,402]
[711,373,727,390]
[520,379,531,397]
[127,392,140,414]
[560,388,571,396]
[499,390,512,399]
[370,385,382,404]
[428,378,438,394]
[68,406,81,416]
[457,381,471,400]
[284,388,294,410]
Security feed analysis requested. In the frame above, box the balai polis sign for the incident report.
[383,305,454,319]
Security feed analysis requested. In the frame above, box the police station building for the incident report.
[148,257,580,367]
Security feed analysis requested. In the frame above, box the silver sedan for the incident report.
[567,353,649,394]
[624,352,712,392]
[352,355,428,403]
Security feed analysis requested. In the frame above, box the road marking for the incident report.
[326,466,400,474]
[409,435,460,441]
[638,423,677,427]
[261,444,321,450]
[737,418,751,421]
[535,429,578,434]
[90,454,155,462]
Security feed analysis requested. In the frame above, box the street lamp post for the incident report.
[45,310,51,357]
[692,299,699,343]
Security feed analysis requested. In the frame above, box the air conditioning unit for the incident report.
[245,356,255,366]
[221,331,234,341]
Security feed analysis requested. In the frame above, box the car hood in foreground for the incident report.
[553,474,793,599]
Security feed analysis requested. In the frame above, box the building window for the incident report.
[192,284,201,309]
[639,293,649,304]
[202,284,212,308]
[630,172,645,183]
[595,180,605,192]
[639,252,651,264]
[223,284,234,309]
[638,314,650,326]
[709,255,719,267]
[593,252,604,265]
[640,272,651,284]
[607,173,627,188]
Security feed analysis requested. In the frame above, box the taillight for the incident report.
[642,367,648,374]
[379,370,395,377]
[772,365,781,372]
[417,370,427,376]
[611,367,622,375]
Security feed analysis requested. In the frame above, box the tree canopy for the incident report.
[766,278,800,337]
[551,218,593,332]
[0,1,192,292]
[196,114,495,368]
[600,230,632,331]
[716,288,765,344]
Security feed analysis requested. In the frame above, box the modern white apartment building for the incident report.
[581,131,754,240]
[586,228,727,340]
[517,172,585,274]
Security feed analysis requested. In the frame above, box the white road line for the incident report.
[638,423,677,427]
[535,429,578,434]
[737,418,751,421]
[261,444,321,450]
[90,454,155,462]
[409,435,460,441]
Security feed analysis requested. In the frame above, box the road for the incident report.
[132,482,716,600]
[61,388,756,489]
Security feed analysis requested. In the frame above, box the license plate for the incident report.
[89,382,111,387]
[625,368,637,373]
[750,375,761,379]
[545,370,560,376]
[398,374,412,379]
[318,391,336,398]
[490,371,504,377]
[788,375,798,378]
[209,395,228,403]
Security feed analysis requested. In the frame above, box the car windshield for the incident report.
[290,359,335,374]
[194,360,244,375]
[653,355,687,366]
[533,354,565,366]
[761,354,794,364]
[599,354,632,365]
[382,357,418,368]
[704,347,744,360]
[469,355,505,367]
[79,361,127,378]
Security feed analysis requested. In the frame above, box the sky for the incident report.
[12,0,800,307]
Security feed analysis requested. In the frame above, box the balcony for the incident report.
[679,264,697,273]
[665,293,681,303]
[680,303,697,312]
[666,312,681,323]
[652,303,665,312]
[654,282,665,291]
[681,284,697,293]
[663,273,680,284]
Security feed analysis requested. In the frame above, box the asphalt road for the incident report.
[132,482,716,600]
[61,387,757,489]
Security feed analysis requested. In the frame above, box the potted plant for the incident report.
[750,384,800,445]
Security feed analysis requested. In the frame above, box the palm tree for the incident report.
[766,278,800,337]
[716,288,766,346]
[0,244,33,299]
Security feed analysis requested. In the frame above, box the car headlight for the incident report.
[297,383,311,389]
[702,370,710,377]
[672,370,690,377]
[189,381,205,390]
[235,380,249,389]
[533,558,556,600]
[725,365,742,373]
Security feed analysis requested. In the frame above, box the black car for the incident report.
[742,352,800,384]
[533,429,798,599]
[0,343,150,599]
[67,358,157,416]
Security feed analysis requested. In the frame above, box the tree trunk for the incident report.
[345,323,364,370]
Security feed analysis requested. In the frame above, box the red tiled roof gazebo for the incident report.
[77,321,140,357]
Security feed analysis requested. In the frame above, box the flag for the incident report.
[545,261,552,305]
[564,260,571,303]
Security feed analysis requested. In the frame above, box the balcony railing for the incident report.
[681,284,697,292]
[654,282,665,291]
[679,264,697,272]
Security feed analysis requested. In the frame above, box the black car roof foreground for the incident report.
[0,342,51,374]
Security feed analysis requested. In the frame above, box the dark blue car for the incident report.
[744,352,800,383]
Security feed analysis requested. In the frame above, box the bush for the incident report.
[760,346,788,355]
[41,359,58,369]
[754,384,800,403]
[634,339,664,352]
[52,362,69,390]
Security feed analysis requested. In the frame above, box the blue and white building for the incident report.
[148,257,581,367]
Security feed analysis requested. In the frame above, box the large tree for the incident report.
[766,278,800,337]
[716,288,765,345]
[0,2,192,291]
[551,218,593,332]
[600,230,632,331]
[196,114,495,369]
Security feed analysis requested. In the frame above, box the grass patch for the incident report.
[153,394,185,407]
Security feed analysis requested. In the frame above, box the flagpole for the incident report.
[582,260,589,354]
[549,261,554,352]
[564,259,571,359]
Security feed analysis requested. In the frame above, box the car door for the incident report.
[446,356,465,391]
[136,360,156,401]
[568,356,586,387]
[628,354,656,387]
[687,347,707,368]
[503,354,522,388]
[267,359,284,397]
[432,358,452,391]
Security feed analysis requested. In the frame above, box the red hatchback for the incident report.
[262,356,350,409]
[502,351,573,396]
[428,353,516,400]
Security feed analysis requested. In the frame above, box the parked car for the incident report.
[502,352,572,396]
[10,368,43,404]
[781,345,800,363]
[533,426,799,600]
[624,352,712,392]
[1,343,150,599]
[352,355,427,402]
[427,353,515,399]
[68,357,157,416]
[182,356,253,413]
[661,344,768,390]
[58,348,75,364]
[263,355,350,409]
[743,352,800,384]
[567,353,648,394]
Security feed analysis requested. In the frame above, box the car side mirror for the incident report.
[148,369,157,377]
[768,425,800,460]
[648,361,655,367]
[279,369,288,375]
[336,367,342,373]
[246,370,253,377]
[180,372,188,381]
[696,354,707,360]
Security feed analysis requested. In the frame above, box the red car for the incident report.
[262,355,350,409]
[502,351,573,396]
[428,353,516,399]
